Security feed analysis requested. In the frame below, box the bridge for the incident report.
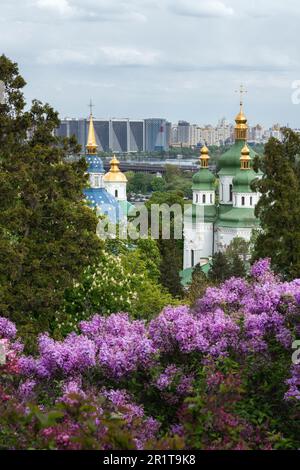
[102,161,212,175]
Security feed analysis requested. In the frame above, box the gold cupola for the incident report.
[234,85,248,141]
[86,113,98,155]
[200,144,210,168]
[103,155,128,183]
[240,144,251,170]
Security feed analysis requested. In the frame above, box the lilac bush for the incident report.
[1,259,300,449]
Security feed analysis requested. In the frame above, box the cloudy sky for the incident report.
[1,0,300,126]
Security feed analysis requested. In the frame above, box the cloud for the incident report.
[36,0,73,16]
[170,0,234,18]
[37,46,160,67]
[33,0,147,22]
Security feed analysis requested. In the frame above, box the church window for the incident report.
[191,250,195,267]
[242,196,245,206]
[210,194,213,203]
[202,194,206,204]
[250,196,253,206]
[229,184,233,202]
[196,194,198,203]
[94,176,100,187]
[115,189,118,198]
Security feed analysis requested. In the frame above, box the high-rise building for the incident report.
[110,119,128,153]
[56,118,145,153]
[144,118,168,152]
[128,120,145,152]
[177,120,190,144]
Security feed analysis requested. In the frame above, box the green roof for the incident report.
[185,203,217,223]
[218,140,260,176]
[180,260,212,287]
[192,168,216,190]
[233,169,258,193]
[217,204,259,228]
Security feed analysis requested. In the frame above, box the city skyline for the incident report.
[2,0,300,126]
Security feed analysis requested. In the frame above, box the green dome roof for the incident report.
[218,140,258,176]
[232,169,258,193]
[192,168,216,190]
[217,204,259,228]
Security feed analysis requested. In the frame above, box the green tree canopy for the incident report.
[252,129,300,279]
[0,55,102,334]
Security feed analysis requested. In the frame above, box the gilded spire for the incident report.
[200,144,210,168]
[103,155,127,182]
[240,143,251,170]
[235,84,248,141]
[86,112,97,155]
[109,155,121,173]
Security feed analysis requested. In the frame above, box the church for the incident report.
[83,112,134,225]
[183,98,262,275]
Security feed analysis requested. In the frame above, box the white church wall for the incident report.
[219,176,233,204]
[233,192,259,209]
[215,226,253,253]
[193,191,215,205]
[183,222,214,269]
[105,182,127,201]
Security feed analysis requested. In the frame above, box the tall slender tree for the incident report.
[0,55,102,334]
[252,128,300,279]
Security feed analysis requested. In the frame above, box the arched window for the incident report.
[202,194,206,204]
[115,189,118,198]
[229,184,233,202]
[241,196,245,206]
[210,194,213,203]
[191,250,195,267]
[196,194,198,203]
[250,196,253,206]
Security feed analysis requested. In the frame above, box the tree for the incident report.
[0,55,102,334]
[208,252,231,283]
[55,243,176,335]
[230,253,247,278]
[252,129,300,279]
[226,237,250,264]
[151,176,166,193]
[159,239,183,298]
[127,172,152,194]
[186,263,211,307]
[146,191,185,298]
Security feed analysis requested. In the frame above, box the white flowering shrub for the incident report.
[54,248,175,335]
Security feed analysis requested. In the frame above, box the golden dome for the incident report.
[103,155,128,183]
[235,104,248,141]
[200,144,210,168]
[86,113,98,155]
[240,144,251,170]
[201,144,209,155]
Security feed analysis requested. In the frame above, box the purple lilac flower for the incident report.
[0,317,17,340]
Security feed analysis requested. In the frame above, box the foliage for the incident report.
[54,241,176,335]
[151,176,166,192]
[0,55,102,337]
[253,129,300,279]
[145,191,185,298]
[1,259,300,449]
[208,238,249,282]
[186,264,212,307]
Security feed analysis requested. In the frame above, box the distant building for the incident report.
[144,118,168,152]
[56,118,144,153]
